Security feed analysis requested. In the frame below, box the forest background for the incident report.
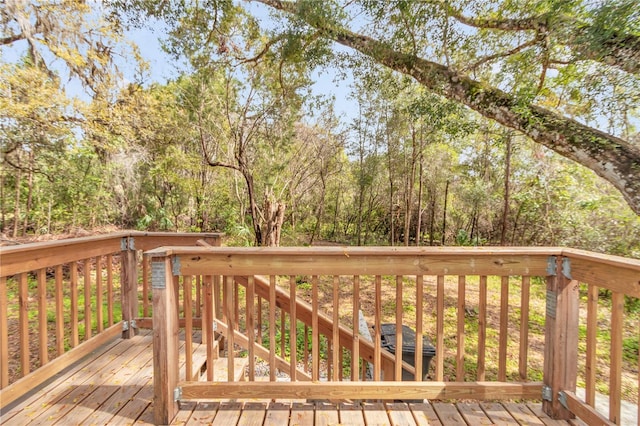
[1,0,639,258]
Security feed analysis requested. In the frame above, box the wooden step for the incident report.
[208,358,249,382]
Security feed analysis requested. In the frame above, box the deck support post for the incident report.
[543,256,579,419]
[121,237,139,339]
[151,254,180,425]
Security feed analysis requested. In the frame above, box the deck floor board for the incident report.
[1,329,579,425]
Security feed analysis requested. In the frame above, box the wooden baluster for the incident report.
[519,276,530,380]
[84,258,92,340]
[70,262,79,347]
[289,276,297,381]
[106,254,114,326]
[333,276,340,381]
[96,255,103,333]
[0,276,7,388]
[121,237,138,339]
[55,265,64,356]
[395,275,403,381]
[184,275,193,381]
[610,292,624,424]
[312,275,319,381]
[435,275,444,381]
[585,284,598,407]
[19,273,29,376]
[235,282,240,331]
[142,255,149,318]
[38,268,48,366]
[477,275,487,381]
[374,275,382,381]
[195,275,201,320]
[456,275,465,381]
[498,276,509,381]
[247,276,255,382]
[225,275,235,382]
[269,275,276,381]
[281,309,286,362]
[415,275,423,381]
[257,296,263,345]
[204,274,215,381]
[303,324,309,374]
[352,275,360,382]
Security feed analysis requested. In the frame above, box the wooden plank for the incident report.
[270,275,277,382]
[225,275,235,382]
[456,275,465,381]
[0,276,8,389]
[565,252,640,298]
[211,401,243,426]
[185,275,193,382]
[353,275,360,382]
[179,381,543,401]
[609,292,624,424]
[164,246,553,277]
[107,377,154,424]
[527,403,576,426]
[481,401,519,424]
[171,400,196,425]
[456,402,493,425]
[290,402,315,426]
[386,402,417,426]
[431,402,466,425]
[562,391,615,426]
[0,324,122,412]
[142,255,150,318]
[477,275,487,381]
[409,402,442,426]
[18,273,29,376]
[121,246,138,339]
[312,275,319,381]
[362,402,390,426]
[498,276,509,382]
[339,402,366,425]
[315,402,340,426]
[503,402,545,426]
[519,276,530,380]
[435,275,444,381]
[185,401,220,425]
[375,275,382,381]
[106,253,114,326]
[237,401,267,426]
[71,262,79,347]
[247,276,255,382]
[37,268,47,366]
[263,402,291,426]
[585,284,598,407]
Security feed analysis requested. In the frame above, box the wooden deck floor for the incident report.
[0,330,580,426]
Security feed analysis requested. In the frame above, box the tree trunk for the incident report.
[22,151,34,236]
[12,168,21,238]
[442,179,450,246]
[416,152,424,246]
[500,134,513,245]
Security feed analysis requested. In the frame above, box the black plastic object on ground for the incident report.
[378,323,436,381]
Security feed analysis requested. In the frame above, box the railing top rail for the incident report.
[562,247,640,270]
[146,245,560,277]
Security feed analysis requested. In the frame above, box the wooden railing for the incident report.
[0,231,222,408]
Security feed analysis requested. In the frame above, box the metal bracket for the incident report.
[120,237,135,251]
[122,321,129,332]
[546,256,557,276]
[152,261,166,289]
[542,385,553,401]
[546,290,557,319]
[130,319,137,329]
[562,257,572,279]
[172,256,181,276]
[558,391,568,409]
[174,387,182,401]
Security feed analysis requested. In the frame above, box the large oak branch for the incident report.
[256,0,640,214]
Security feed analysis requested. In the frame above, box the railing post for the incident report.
[151,254,180,425]
[543,256,579,419]
[121,237,138,339]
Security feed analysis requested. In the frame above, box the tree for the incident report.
[250,0,640,215]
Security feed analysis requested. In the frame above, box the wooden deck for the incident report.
[0,330,580,426]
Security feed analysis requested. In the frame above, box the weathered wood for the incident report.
[151,256,180,425]
[481,401,519,424]
[96,255,103,333]
[163,246,552,277]
[362,402,388,426]
[0,276,8,389]
[185,275,193,382]
[84,258,92,340]
[263,402,291,426]
[316,401,340,426]
[609,292,624,424]
[456,402,493,425]
[503,402,546,426]
[237,401,267,426]
[395,275,403,382]
[409,402,442,426]
[332,276,340,381]
[0,323,121,408]
[247,275,256,382]
[121,243,138,339]
[457,275,465,381]
[178,380,543,400]
[289,275,297,381]
[477,275,487,381]
[71,261,79,347]
[432,402,467,425]
[415,275,423,382]
[385,401,417,426]
[339,402,365,425]
[142,255,150,318]
[225,275,235,382]
[561,391,615,426]
[269,275,277,382]
[106,253,114,326]
[352,275,360,382]
[312,275,319,381]
[55,265,64,356]
[519,276,530,380]
[374,275,382,381]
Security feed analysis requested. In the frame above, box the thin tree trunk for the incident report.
[500,134,513,245]
[442,179,450,246]
[12,168,21,238]
[22,151,34,236]
[416,155,424,246]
